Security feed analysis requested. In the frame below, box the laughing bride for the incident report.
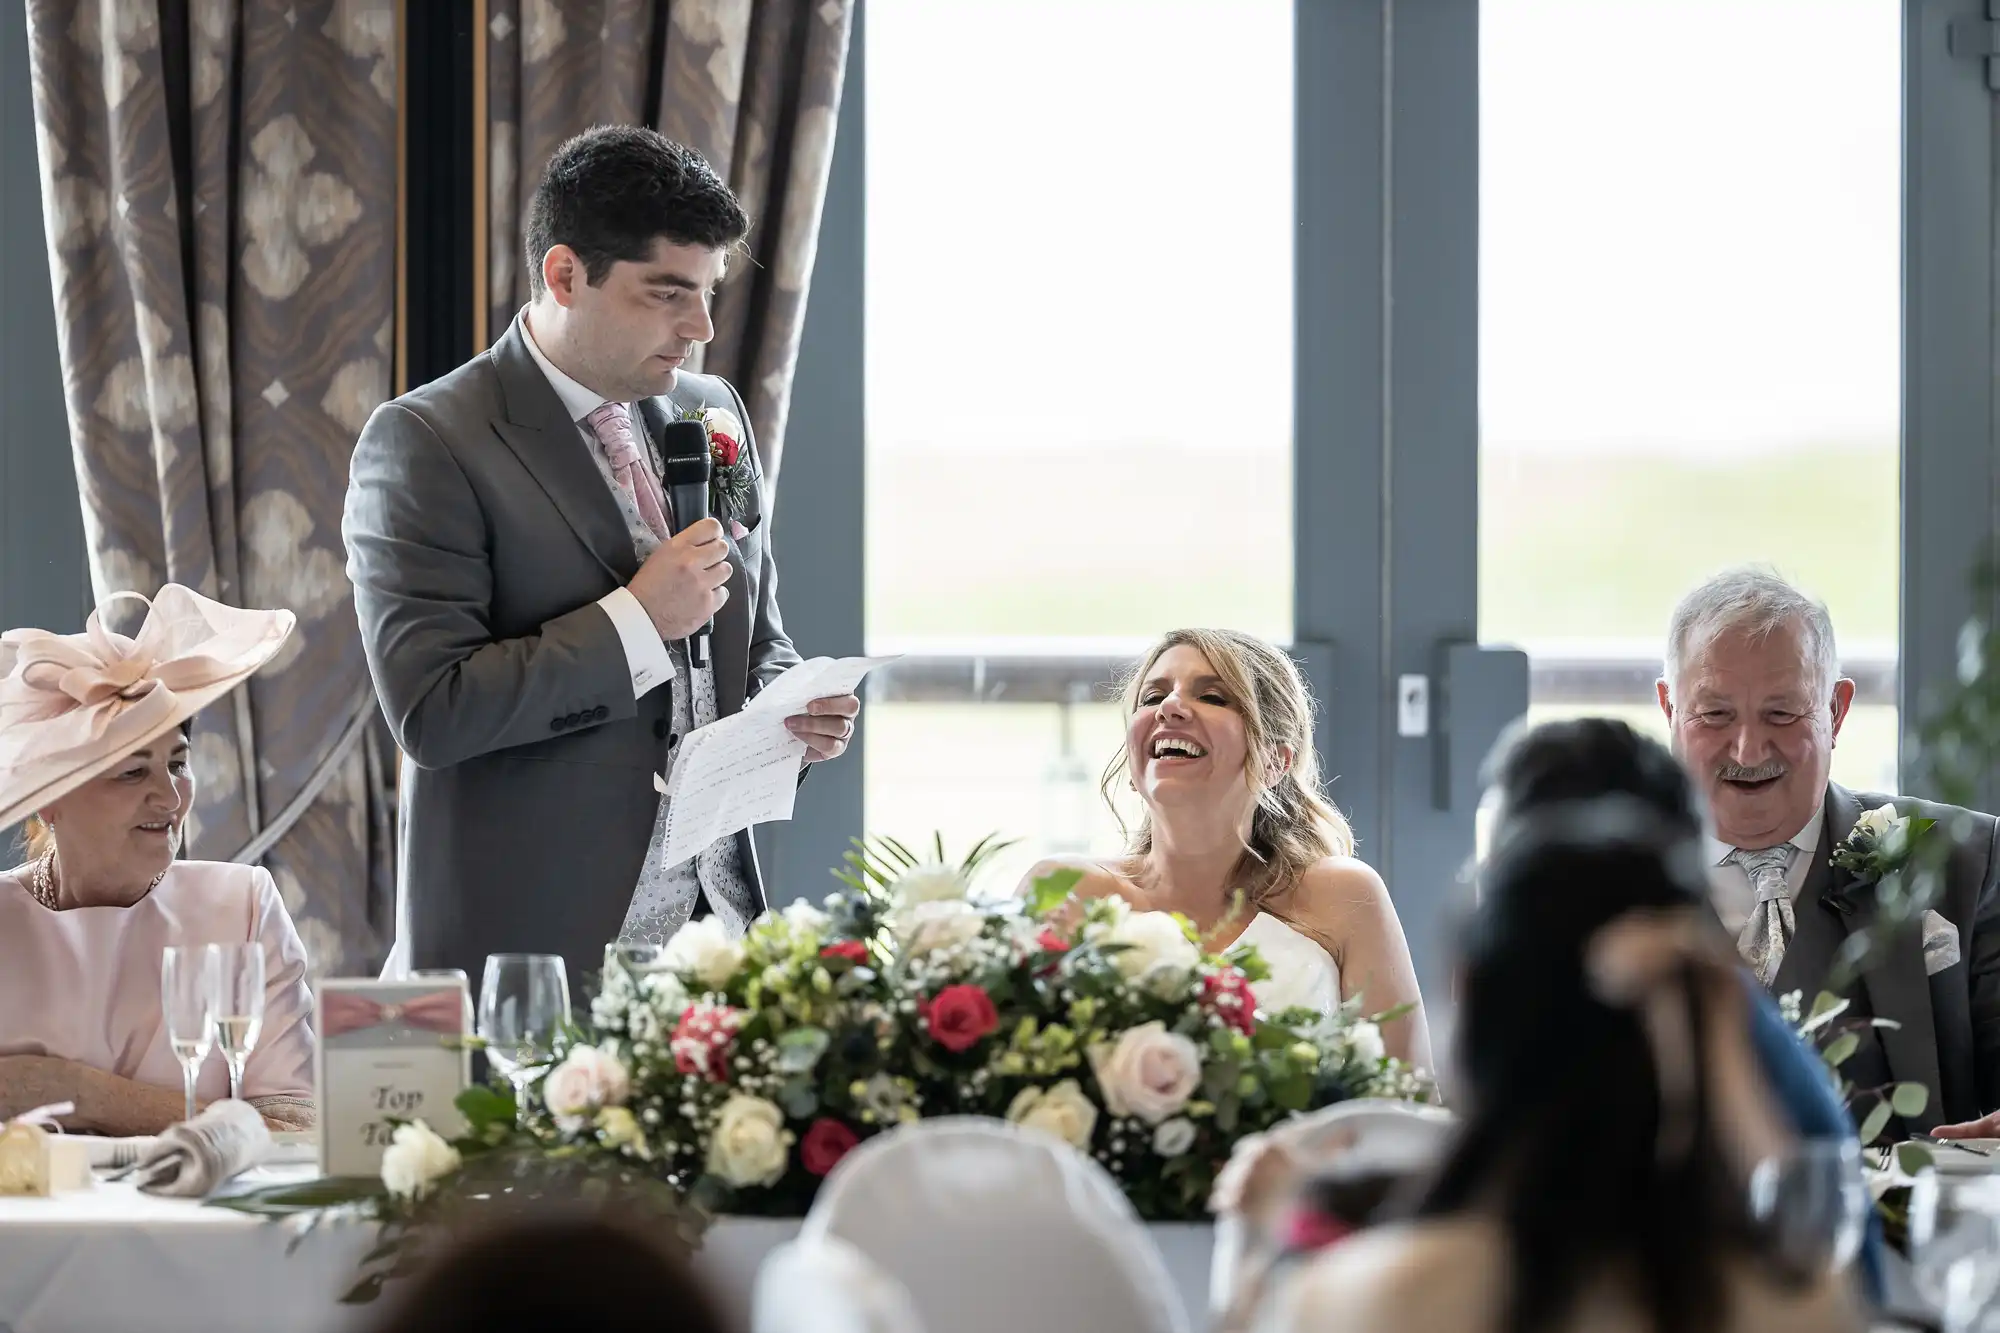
[1021,629,1432,1070]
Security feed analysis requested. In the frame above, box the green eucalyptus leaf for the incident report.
[1859,1100,1893,1146]
[1027,868,1085,918]
[779,1075,821,1119]
[776,1026,831,1073]
[1821,1033,1860,1068]
[1270,1074,1312,1112]
[1896,1142,1936,1176]
[1891,1081,1931,1118]
[455,1083,515,1130]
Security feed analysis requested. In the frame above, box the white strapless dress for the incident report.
[1237,912,1343,1016]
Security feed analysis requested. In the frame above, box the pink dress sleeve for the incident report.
[239,867,317,1107]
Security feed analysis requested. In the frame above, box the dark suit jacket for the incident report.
[341,318,801,986]
[1770,783,2000,1129]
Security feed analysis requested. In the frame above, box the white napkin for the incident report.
[79,1135,156,1169]
[133,1100,272,1197]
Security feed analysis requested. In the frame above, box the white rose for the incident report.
[889,863,971,912]
[1006,1079,1099,1149]
[1348,1020,1385,1067]
[379,1120,461,1200]
[596,1106,644,1153]
[663,917,746,991]
[542,1045,632,1130]
[1088,1021,1204,1125]
[1105,911,1200,986]
[1153,1117,1197,1158]
[706,1094,794,1188]
[1855,804,1899,839]
[1082,894,1133,943]
[897,899,986,956]
[702,406,746,448]
[782,899,832,937]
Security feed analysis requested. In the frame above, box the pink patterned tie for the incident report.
[585,402,672,542]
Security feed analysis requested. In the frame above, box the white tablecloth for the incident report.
[0,1167,1216,1333]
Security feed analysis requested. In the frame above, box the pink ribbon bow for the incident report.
[0,587,286,770]
[4,1102,74,1131]
[322,990,464,1038]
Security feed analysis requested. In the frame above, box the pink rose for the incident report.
[1088,1022,1203,1125]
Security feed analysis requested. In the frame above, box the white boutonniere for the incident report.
[1829,803,1936,891]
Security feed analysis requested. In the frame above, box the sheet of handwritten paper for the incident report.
[655,655,899,868]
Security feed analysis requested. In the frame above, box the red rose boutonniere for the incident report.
[673,404,755,538]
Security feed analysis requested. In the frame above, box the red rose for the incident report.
[923,984,999,1053]
[670,1002,742,1081]
[820,939,869,966]
[800,1117,861,1176]
[710,431,741,468]
[1202,969,1258,1036]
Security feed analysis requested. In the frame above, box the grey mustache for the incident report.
[1716,761,1787,782]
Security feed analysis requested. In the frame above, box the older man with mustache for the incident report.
[1659,567,2000,1138]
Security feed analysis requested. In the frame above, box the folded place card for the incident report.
[0,1123,90,1196]
[315,976,470,1178]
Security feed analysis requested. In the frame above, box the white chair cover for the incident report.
[1209,1099,1454,1316]
[801,1116,1190,1333]
[754,1234,928,1333]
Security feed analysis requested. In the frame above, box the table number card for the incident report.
[315,977,470,1178]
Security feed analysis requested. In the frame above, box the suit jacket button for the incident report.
[593,705,609,721]
[550,717,565,732]
[653,719,670,740]
[564,712,581,728]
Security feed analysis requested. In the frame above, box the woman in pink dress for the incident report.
[0,586,316,1134]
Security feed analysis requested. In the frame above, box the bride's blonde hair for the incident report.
[1102,629,1354,912]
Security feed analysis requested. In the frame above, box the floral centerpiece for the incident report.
[219,834,1432,1301]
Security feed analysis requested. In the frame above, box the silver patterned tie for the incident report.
[1729,845,1797,986]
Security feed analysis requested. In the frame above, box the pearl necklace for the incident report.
[29,849,167,911]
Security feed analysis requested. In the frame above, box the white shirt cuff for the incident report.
[598,587,673,698]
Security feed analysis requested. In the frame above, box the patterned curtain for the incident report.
[26,0,397,975]
[486,0,853,490]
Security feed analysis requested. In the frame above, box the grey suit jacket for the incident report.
[341,318,802,986]
[1770,783,2000,1129]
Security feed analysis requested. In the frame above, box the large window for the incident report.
[863,0,1295,888]
[1479,0,1902,792]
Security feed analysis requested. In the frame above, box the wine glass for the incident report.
[1746,1137,1869,1277]
[208,943,264,1102]
[477,954,570,1116]
[1909,1169,2000,1333]
[612,942,664,973]
[160,945,219,1123]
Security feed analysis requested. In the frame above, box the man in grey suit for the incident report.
[1658,567,2000,1134]
[343,126,859,987]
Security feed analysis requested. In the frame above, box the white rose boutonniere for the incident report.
[1830,802,1937,897]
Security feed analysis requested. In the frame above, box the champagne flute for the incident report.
[161,945,219,1123]
[1745,1137,1869,1277]
[477,954,570,1118]
[208,942,265,1102]
[1910,1169,2000,1333]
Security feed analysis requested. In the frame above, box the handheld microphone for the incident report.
[659,419,714,669]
